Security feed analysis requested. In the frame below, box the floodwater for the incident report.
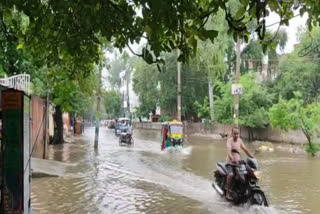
[31,127,320,214]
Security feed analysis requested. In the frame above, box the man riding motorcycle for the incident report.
[225,127,254,201]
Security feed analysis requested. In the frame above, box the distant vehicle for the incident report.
[115,118,130,136]
[118,126,133,146]
[161,120,183,150]
[107,120,115,129]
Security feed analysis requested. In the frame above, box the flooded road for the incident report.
[32,127,320,214]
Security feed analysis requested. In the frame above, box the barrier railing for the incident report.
[0,74,31,95]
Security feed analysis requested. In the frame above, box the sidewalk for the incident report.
[31,157,75,178]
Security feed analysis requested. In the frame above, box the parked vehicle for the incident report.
[212,158,268,206]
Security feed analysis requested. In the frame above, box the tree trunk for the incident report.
[247,128,254,142]
[250,128,255,142]
[52,105,64,144]
[302,128,315,157]
[247,129,251,142]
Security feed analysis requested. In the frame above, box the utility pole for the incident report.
[43,92,49,159]
[234,36,241,127]
[94,67,102,148]
[208,79,214,121]
[177,49,182,121]
[43,67,49,159]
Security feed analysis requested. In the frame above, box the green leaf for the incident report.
[239,0,249,6]
[177,53,184,62]
[299,7,306,17]
[235,7,246,20]
[268,0,279,11]
[142,48,154,64]
[16,43,24,49]
[205,30,218,42]
[188,36,197,55]
[280,19,289,26]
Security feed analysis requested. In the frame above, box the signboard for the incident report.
[1,89,31,214]
[231,84,244,95]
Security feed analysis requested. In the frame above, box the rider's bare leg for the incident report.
[226,174,233,200]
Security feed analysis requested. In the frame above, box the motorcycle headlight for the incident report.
[253,171,262,180]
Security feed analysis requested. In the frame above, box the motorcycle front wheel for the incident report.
[250,189,268,207]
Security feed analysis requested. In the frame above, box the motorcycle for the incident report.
[212,158,268,206]
[119,131,134,146]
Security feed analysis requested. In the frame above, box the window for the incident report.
[170,125,183,134]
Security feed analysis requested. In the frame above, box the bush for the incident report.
[159,115,172,122]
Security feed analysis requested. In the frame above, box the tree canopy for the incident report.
[103,90,121,119]
[271,26,320,104]
[215,73,273,129]
[2,0,319,69]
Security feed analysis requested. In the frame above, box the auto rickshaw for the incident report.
[115,118,130,136]
[161,120,184,150]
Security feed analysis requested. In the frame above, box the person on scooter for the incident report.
[124,121,133,143]
[225,127,254,201]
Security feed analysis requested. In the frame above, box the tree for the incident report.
[269,94,320,156]
[195,10,234,120]
[298,26,320,58]
[0,6,105,144]
[2,0,319,68]
[0,9,34,76]
[107,53,130,92]
[193,96,210,119]
[241,29,288,77]
[30,63,100,144]
[108,58,123,92]
[271,27,320,104]
[103,90,121,119]
[132,57,159,118]
[133,51,213,120]
[54,72,99,143]
[215,73,273,140]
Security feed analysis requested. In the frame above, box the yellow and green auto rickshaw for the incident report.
[161,120,184,150]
